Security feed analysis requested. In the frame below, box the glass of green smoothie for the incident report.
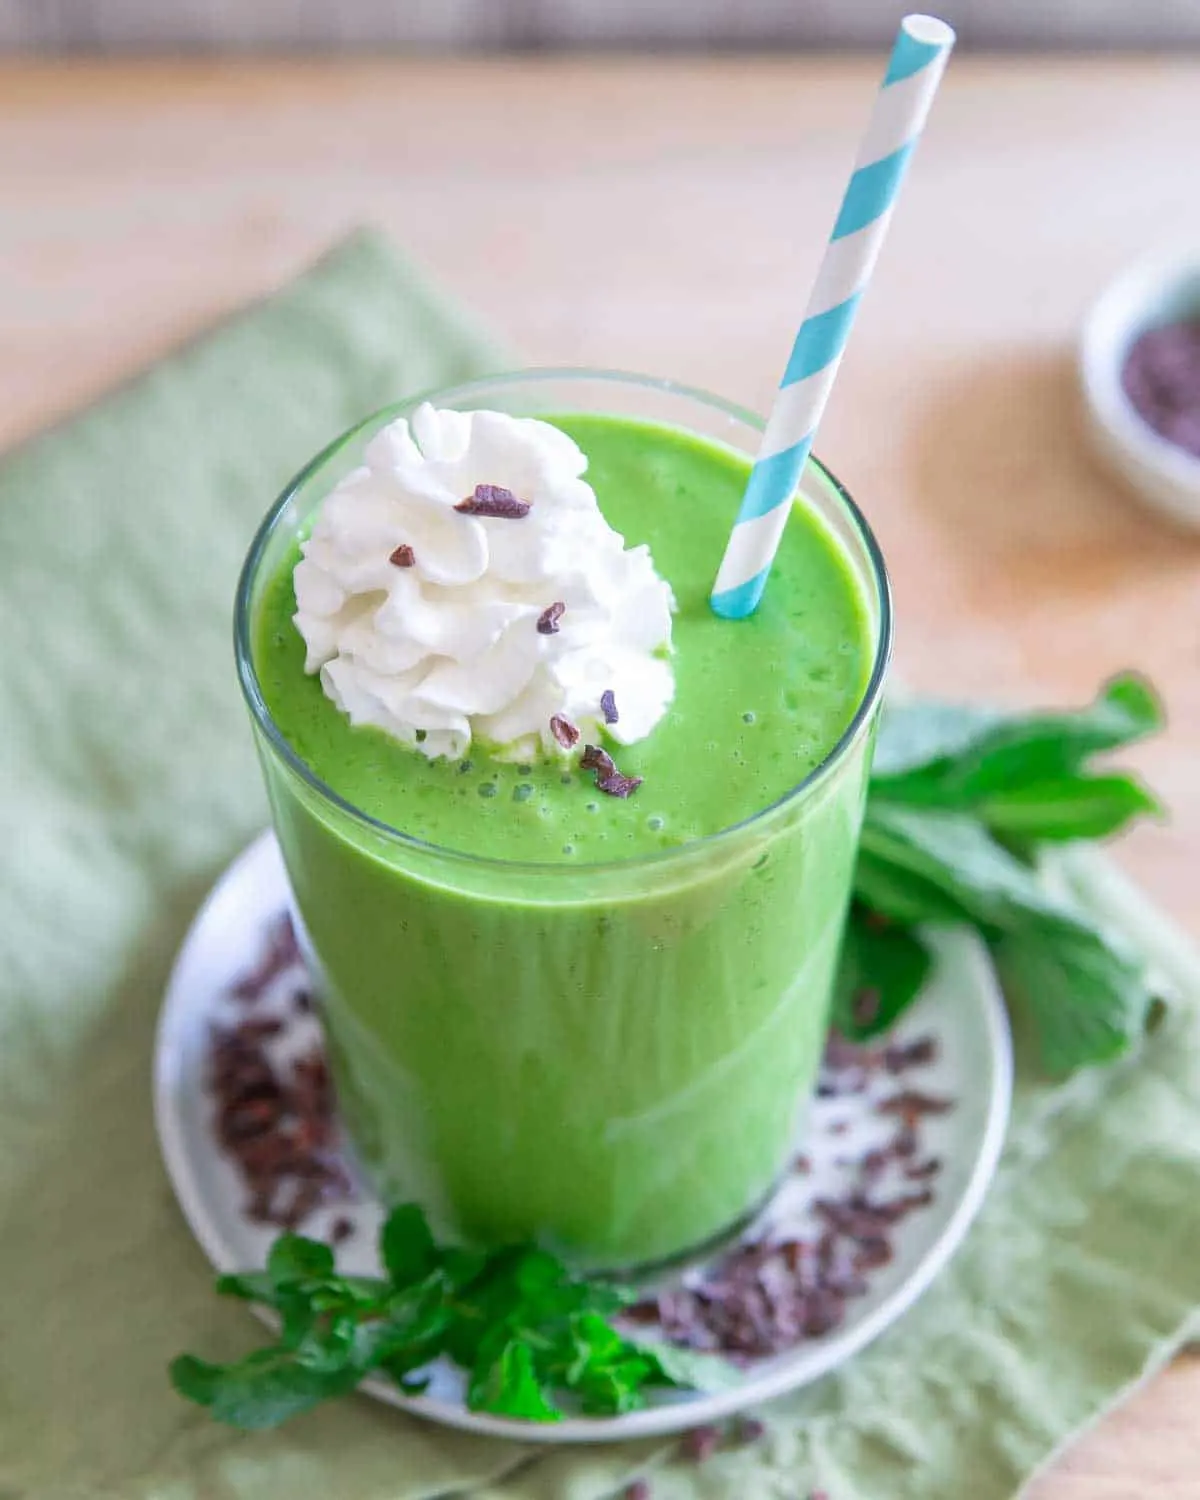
[235,370,891,1271]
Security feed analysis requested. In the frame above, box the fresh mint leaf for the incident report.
[441,1246,491,1290]
[563,1311,629,1375]
[380,1203,439,1289]
[572,1350,658,1416]
[857,805,1064,930]
[169,1353,225,1408]
[293,1313,359,1373]
[853,848,974,926]
[308,1274,390,1308]
[439,1247,527,1370]
[215,1270,277,1303]
[547,1313,658,1415]
[833,909,933,1040]
[267,1233,335,1287]
[169,1347,346,1430]
[636,1339,744,1394]
[515,1247,574,1300]
[975,774,1160,843]
[990,910,1153,1076]
[872,673,1161,804]
[853,800,1158,1070]
[871,698,1004,779]
[220,1353,358,1429]
[470,1339,562,1422]
[336,1293,439,1385]
[274,1285,322,1351]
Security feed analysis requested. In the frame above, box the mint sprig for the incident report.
[170,1206,737,1429]
[836,672,1165,1075]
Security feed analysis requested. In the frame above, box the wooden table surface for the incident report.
[4,55,1199,1495]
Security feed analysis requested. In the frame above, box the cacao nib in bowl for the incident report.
[1080,251,1200,531]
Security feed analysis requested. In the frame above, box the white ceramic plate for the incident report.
[155,830,1012,1443]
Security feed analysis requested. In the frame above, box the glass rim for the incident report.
[234,366,894,876]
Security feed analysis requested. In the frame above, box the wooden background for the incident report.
[2,0,1200,51]
[3,48,1200,1497]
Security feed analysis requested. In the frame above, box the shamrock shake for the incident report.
[238,372,888,1269]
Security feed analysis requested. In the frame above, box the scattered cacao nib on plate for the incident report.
[734,1414,765,1444]
[822,1031,873,1073]
[550,713,580,749]
[600,688,619,724]
[891,1122,919,1159]
[876,1089,955,1124]
[455,483,531,518]
[679,1423,721,1463]
[208,914,354,1230]
[635,1163,940,1360]
[884,1036,939,1073]
[536,601,566,635]
[817,1030,887,1096]
[330,1215,357,1244]
[852,1235,894,1272]
[230,912,300,1002]
[389,544,416,568]
[209,1022,353,1229]
[232,1015,284,1040]
[627,1030,951,1361]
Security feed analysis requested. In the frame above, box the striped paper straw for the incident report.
[710,14,955,619]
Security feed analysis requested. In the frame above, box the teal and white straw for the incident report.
[711,14,955,619]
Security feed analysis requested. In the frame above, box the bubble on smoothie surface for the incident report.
[292,404,676,763]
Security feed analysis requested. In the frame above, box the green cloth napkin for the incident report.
[3,229,1200,1500]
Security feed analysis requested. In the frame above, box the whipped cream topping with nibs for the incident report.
[292,404,676,762]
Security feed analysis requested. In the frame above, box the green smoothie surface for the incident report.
[253,414,873,863]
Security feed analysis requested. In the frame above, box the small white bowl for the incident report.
[1080,250,1200,530]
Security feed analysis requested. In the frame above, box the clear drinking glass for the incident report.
[235,370,892,1270]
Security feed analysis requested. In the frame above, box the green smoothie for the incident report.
[244,398,882,1269]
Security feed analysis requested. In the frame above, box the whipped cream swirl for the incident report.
[293,404,675,762]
